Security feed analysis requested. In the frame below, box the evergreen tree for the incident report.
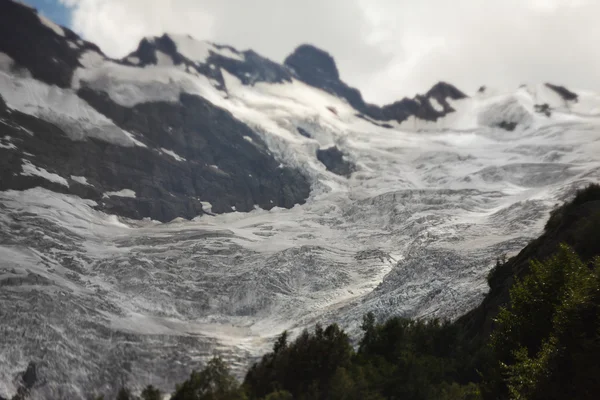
[171,356,246,400]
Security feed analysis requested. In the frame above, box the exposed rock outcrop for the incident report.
[316,146,356,177]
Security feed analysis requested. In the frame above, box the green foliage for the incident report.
[437,382,482,400]
[489,245,600,400]
[116,387,132,400]
[244,315,481,400]
[244,324,353,399]
[262,390,292,400]
[171,356,247,400]
[141,385,162,400]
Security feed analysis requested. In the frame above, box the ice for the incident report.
[103,189,136,198]
[160,148,186,162]
[21,160,69,187]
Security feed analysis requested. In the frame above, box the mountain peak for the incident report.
[425,81,467,101]
[284,44,340,82]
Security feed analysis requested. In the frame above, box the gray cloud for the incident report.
[62,0,600,104]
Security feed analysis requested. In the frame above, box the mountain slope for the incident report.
[1,1,600,398]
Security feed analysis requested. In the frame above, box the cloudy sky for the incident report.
[26,0,600,104]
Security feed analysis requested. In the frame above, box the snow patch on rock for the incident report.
[21,160,69,187]
[155,50,174,66]
[160,148,186,161]
[70,175,92,186]
[168,34,245,64]
[103,189,136,198]
[0,69,144,148]
[0,135,16,150]
[429,97,444,112]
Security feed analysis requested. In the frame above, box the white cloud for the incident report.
[62,0,600,104]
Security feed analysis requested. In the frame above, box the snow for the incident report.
[155,50,174,66]
[160,148,186,161]
[168,34,245,64]
[429,97,444,112]
[72,55,225,108]
[169,35,213,64]
[78,50,104,69]
[70,175,92,186]
[103,189,136,198]
[200,201,213,212]
[126,56,140,65]
[212,45,245,61]
[38,13,65,37]
[0,69,145,148]
[0,135,16,150]
[0,52,14,72]
[20,160,69,187]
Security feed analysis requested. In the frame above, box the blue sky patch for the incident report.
[22,0,72,28]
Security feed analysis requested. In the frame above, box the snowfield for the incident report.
[2,47,600,398]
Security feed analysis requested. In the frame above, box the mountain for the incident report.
[2,0,600,398]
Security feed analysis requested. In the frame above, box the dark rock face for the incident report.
[284,44,340,83]
[545,83,578,102]
[317,147,356,177]
[535,103,552,117]
[496,121,518,131]
[0,0,101,88]
[284,45,467,123]
[0,88,310,222]
[22,362,38,389]
[296,127,312,138]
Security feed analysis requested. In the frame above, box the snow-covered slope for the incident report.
[2,1,600,398]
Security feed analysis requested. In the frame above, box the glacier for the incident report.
[1,6,600,398]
